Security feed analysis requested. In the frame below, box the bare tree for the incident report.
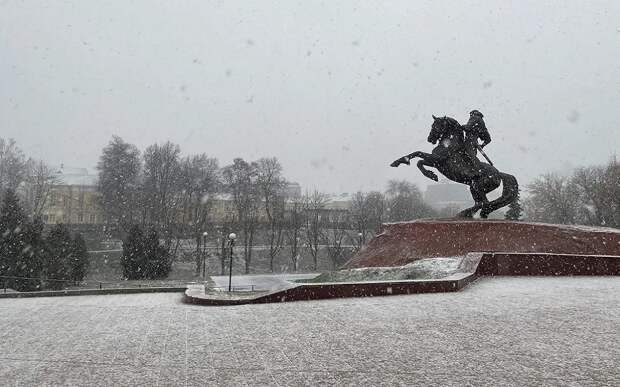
[20,160,59,219]
[0,138,28,197]
[142,141,182,251]
[524,174,582,224]
[222,158,259,274]
[572,167,604,225]
[256,157,287,272]
[571,158,620,228]
[524,159,620,228]
[178,154,220,274]
[303,190,329,271]
[603,157,620,227]
[350,190,387,244]
[385,180,435,221]
[365,191,386,234]
[350,192,368,242]
[324,209,352,269]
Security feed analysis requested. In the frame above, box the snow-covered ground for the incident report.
[1,277,619,386]
[308,257,461,283]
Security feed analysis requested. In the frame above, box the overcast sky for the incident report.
[1,1,619,194]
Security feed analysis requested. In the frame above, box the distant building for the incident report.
[41,165,102,225]
[326,192,353,211]
[210,194,238,223]
[424,182,472,210]
[284,182,302,198]
[38,169,352,227]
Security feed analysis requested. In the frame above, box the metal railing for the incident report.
[2,276,264,294]
[0,275,186,293]
[1,275,77,293]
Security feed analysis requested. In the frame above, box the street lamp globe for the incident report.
[358,232,363,238]
[228,233,237,241]
[203,231,208,238]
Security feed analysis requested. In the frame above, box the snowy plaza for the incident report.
[1,276,619,386]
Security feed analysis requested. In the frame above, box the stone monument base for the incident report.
[185,219,620,306]
[344,219,620,269]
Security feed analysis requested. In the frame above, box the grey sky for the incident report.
[1,0,619,193]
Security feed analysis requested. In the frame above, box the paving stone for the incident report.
[0,277,619,385]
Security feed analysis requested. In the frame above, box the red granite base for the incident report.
[344,219,620,269]
[185,252,620,306]
[185,220,620,306]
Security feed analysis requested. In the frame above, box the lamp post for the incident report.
[227,233,237,292]
[294,236,300,272]
[202,231,208,278]
[358,232,363,250]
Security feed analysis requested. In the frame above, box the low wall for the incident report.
[261,274,478,304]
[185,251,620,306]
[185,273,477,306]
[0,287,187,299]
[476,252,620,276]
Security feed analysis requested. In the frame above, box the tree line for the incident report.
[522,158,619,228]
[0,136,440,280]
[0,190,88,291]
[97,136,438,275]
[0,138,89,291]
[0,138,59,219]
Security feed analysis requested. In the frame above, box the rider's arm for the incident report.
[473,117,491,147]
[479,125,491,148]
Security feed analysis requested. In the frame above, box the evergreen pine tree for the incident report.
[505,190,523,221]
[120,225,146,279]
[69,233,89,283]
[0,189,30,290]
[18,217,46,291]
[121,225,172,280]
[143,227,171,279]
[44,223,73,290]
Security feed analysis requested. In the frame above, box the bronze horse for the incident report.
[391,116,518,218]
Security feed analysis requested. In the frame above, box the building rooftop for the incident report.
[52,165,98,187]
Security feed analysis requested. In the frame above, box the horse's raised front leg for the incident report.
[390,151,427,167]
[391,151,440,182]
[410,152,440,181]
[417,159,439,181]
[390,156,410,167]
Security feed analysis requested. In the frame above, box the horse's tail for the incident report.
[481,172,519,218]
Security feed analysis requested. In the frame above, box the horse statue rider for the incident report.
[463,109,491,162]
[390,110,518,218]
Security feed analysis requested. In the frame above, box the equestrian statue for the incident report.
[390,110,519,218]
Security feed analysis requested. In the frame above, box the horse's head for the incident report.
[429,115,462,145]
[428,115,446,144]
